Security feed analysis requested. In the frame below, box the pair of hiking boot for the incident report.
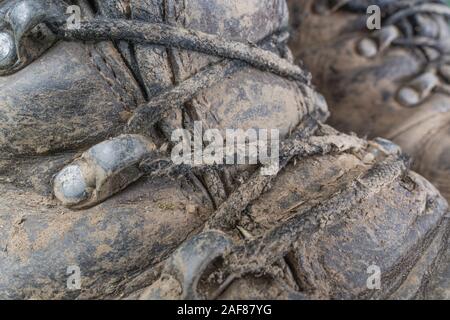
[0,0,447,299]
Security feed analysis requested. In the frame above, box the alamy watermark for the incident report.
[367,5,381,30]
[171,122,280,176]
[66,5,81,30]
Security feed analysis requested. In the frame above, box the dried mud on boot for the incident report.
[0,0,447,300]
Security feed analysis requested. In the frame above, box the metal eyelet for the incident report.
[397,72,440,107]
[397,86,421,106]
[357,38,378,58]
[140,231,234,300]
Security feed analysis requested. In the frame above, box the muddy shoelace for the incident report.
[44,16,412,298]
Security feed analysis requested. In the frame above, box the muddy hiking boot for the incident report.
[288,0,450,202]
[287,0,450,299]
[0,0,448,300]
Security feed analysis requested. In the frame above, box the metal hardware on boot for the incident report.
[54,135,156,209]
[140,231,233,300]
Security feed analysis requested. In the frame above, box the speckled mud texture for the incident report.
[0,0,448,300]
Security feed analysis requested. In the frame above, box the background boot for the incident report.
[0,0,447,300]
[288,0,450,299]
[288,0,450,202]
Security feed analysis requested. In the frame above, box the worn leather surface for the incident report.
[0,0,447,299]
